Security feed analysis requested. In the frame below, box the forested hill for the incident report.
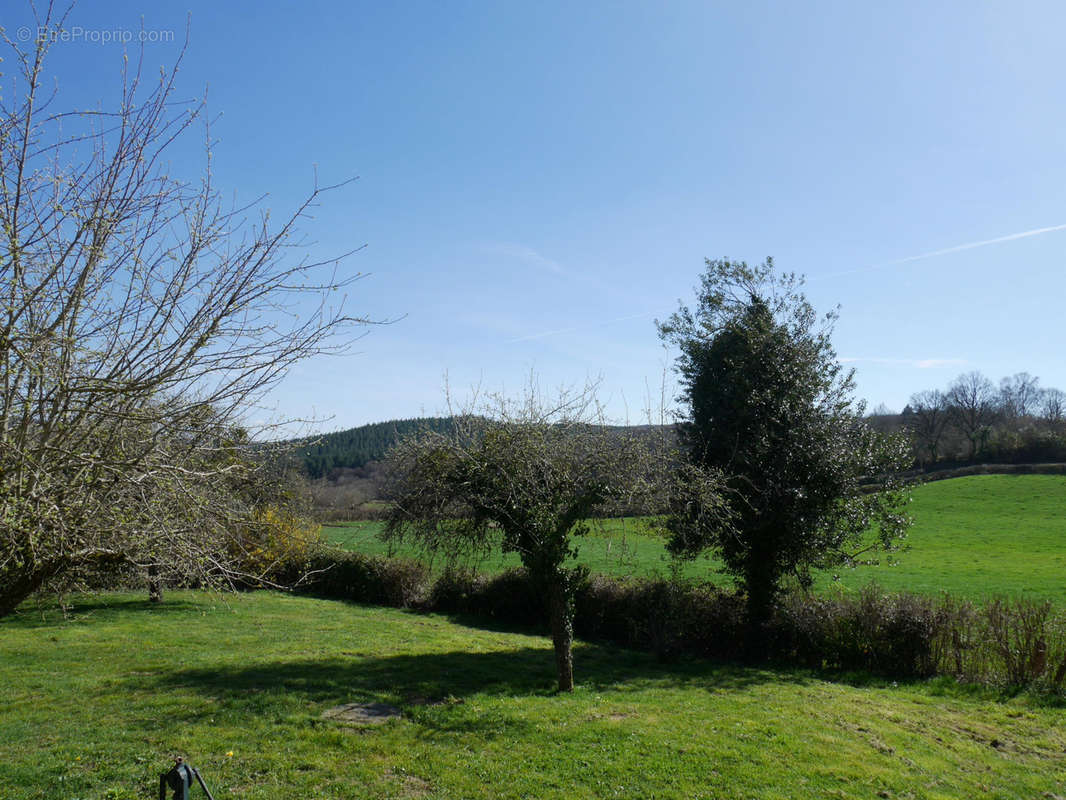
[296,418,677,480]
[298,417,457,479]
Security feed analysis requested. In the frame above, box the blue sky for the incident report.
[7,1,1066,431]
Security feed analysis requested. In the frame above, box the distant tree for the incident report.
[998,373,1042,423]
[382,383,657,692]
[1039,388,1065,429]
[905,389,950,466]
[658,258,911,651]
[947,372,998,459]
[863,403,901,436]
[0,13,370,616]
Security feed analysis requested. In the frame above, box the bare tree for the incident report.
[383,380,663,692]
[946,372,998,460]
[998,372,1041,423]
[905,389,949,466]
[1039,387,1065,429]
[0,10,371,615]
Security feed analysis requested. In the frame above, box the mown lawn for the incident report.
[1,591,1064,799]
[325,475,1066,603]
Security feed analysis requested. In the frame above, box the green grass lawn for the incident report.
[323,515,698,579]
[326,474,1066,603]
[2,590,1064,799]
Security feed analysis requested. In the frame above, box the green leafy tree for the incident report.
[658,258,911,651]
[383,383,654,692]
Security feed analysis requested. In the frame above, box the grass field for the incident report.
[325,475,1066,602]
[2,590,1064,799]
[323,515,693,579]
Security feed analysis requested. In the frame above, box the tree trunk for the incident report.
[0,558,64,618]
[744,594,772,662]
[0,550,128,618]
[743,560,776,662]
[547,578,575,692]
[148,564,163,603]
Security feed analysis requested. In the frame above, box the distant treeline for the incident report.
[867,370,1066,468]
[299,370,1066,483]
[298,417,458,479]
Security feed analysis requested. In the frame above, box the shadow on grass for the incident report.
[3,595,204,629]
[154,640,811,727]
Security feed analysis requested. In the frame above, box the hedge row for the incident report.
[277,549,1066,691]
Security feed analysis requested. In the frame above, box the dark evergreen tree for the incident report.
[659,258,911,653]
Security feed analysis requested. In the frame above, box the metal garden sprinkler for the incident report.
[159,757,216,800]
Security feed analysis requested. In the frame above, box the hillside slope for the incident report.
[298,417,458,478]
[297,417,674,480]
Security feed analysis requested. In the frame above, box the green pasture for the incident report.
[324,474,1066,602]
[323,515,694,579]
[2,590,1063,799]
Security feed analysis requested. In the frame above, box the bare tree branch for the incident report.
[0,7,379,615]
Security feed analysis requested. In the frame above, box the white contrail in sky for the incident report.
[507,222,1066,343]
[815,222,1066,281]
[480,243,567,275]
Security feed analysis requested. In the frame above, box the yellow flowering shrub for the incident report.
[234,505,322,579]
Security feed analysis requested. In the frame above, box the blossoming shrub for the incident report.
[233,505,323,581]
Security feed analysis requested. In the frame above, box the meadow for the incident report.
[2,590,1064,800]
[325,475,1066,603]
[4,474,1065,799]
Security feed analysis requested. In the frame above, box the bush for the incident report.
[426,567,484,615]
[233,505,323,581]
[429,567,546,627]
[764,587,937,677]
[471,569,548,626]
[272,546,1066,691]
[286,549,429,608]
[576,575,745,662]
[973,597,1066,690]
[984,429,1066,464]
